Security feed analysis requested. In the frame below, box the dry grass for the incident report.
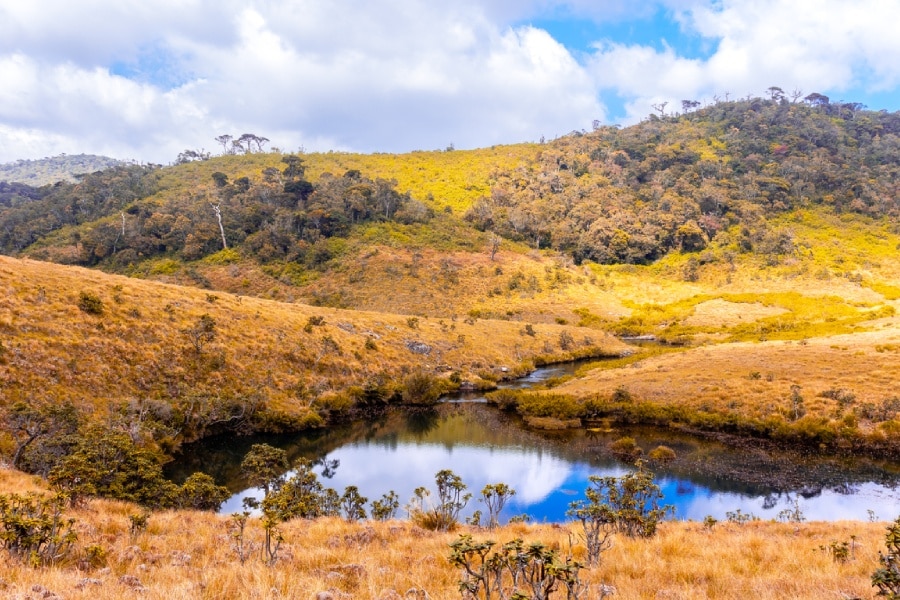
[0,255,627,424]
[557,316,900,431]
[0,467,888,600]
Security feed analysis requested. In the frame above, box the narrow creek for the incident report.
[168,362,900,522]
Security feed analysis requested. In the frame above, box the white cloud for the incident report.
[0,0,897,163]
[587,0,900,123]
[0,0,605,163]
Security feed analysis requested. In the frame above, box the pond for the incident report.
[168,364,900,523]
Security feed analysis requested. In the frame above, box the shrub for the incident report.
[77,291,104,315]
[449,535,586,599]
[340,486,368,522]
[370,491,400,521]
[401,369,442,405]
[177,472,231,511]
[568,460,673,553]
[0,493,77,567]
[610,436,642,459]
[873,515,900,598]
[409,469,471,532]
[480,483,516,531]
[648,445,676,464]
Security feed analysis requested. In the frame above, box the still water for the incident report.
[169,364,900,523]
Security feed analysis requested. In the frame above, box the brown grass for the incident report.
[0,255,627,429]
[558,317,900,432]
[0,467,888,600]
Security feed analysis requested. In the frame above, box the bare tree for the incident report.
[211,203,227,249]
[488,232,502,261]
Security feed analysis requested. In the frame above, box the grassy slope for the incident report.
[0,467,889,600]
[0,254,626,443]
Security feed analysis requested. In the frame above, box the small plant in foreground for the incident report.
[703,515,718,531]
[449,534,587,599]
[873,515,900,598]
[409,469,471,531]
[567,460,673,566]
[480,483,516,531]
[0,493,77,567]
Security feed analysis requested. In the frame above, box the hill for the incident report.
[0,253,626,462]
[0,153,127,186]
[1,96,899,489]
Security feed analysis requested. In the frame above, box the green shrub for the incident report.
[409,470,471,532]
[0,493,77,566]
[177,472,231,511]
[567,461,673,566]
[873,515,900,598]
[77,291,104,315]
[401,369,442,405]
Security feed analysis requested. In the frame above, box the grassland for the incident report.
[0,253,627,454]
[0,467,890,600]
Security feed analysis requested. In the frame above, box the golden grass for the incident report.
[0,467,889,600]
[557,316,900,432]
[0,255,627,425]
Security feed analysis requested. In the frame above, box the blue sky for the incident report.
[1,0,898,164]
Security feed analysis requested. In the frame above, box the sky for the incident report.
[1,0,899,165]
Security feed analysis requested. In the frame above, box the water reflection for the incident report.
[189,403,900,522]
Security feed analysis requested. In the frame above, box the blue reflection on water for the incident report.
[220,437,900,522]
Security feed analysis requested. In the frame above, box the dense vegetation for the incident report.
[2,97,897,276]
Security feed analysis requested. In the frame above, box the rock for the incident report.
[405,340,432,355]
[75,578,103,590]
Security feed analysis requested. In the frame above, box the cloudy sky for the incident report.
[1,0,899,164]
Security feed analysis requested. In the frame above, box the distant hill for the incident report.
[0,153,126,186]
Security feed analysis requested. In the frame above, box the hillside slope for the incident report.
[0,254,627,455]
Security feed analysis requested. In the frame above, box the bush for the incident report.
[568,459,673,554]
[401,369,442,405]
[873,515,900,598]
[648,445,676,464]
[77,291,104,315]
[0,493,77,566]
[449,535,586,599]
[177,472,231,511]
[409,470,471,532]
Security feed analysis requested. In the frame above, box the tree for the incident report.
[3,400,80,474]
[766,86,785,102]
[339,486,368,522]
[804,92,830,107]
[281,155,306,180]
[211,172,228,187]
[214,135,233,155]
[210,202,227,249]
[177,472,231,511]
[183,314,217,356]
[240,443,289,497]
